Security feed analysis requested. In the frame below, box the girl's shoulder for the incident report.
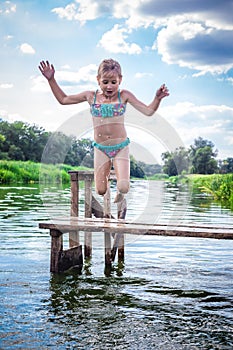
[120,89,134,103]
[86,90,96,104]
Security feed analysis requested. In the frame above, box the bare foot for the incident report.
[114,192,124,203]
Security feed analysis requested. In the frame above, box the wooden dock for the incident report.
[39,171,233,273]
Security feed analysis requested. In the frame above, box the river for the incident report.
[0,180,233,349]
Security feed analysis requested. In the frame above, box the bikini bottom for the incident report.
[92,137,130,159]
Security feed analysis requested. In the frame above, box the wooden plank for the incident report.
[45,216,233,230]
[39,219,233,239]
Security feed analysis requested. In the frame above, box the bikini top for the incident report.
[90,90,126,118]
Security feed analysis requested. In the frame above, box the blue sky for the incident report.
[0,0,233,162]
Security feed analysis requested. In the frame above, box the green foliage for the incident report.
[162,147,190,176]
[138,162,162,176]
[130,155,145,178]
[148,173,169,180]
[189,137,218,174]
[191,174,233,209]
[0,160,90,184]
[219,157,233,173]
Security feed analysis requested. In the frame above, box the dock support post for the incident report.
[50,229,63,273]
[69,172,80,247]
[104,180,112,270]
[84,175,93,258]
[117,199,126,263]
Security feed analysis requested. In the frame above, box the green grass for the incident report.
[187,174,233,209]
[0,160,92,184]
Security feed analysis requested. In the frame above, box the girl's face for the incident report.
[97,73,122,99]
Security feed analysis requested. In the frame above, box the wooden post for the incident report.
[50,229,63,273]
[69,171,79,247]
[84,175,93,258]
[117,198,126,263]
[111,198,126,262]
[104,181,112,269]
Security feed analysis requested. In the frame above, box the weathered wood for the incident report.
[70,172,79,217]
[50,229,63,273]
[104,182,111,218]
[69,231,80,248]
[39,218,233,240]
[103,181,112,267]
[49,228,83,273]
[68,170,94,182]
[58,245,83,272]
[84,176,93,258]
[91,195,115,219]
[111,198,127,262]
[69,171,80,248]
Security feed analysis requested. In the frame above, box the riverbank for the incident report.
[164,173,233,210]
[1,160,232,210]
[0,160,92,184]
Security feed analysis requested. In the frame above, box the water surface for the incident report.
[0,182,233,349]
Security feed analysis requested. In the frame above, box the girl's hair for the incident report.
[97,59,122,77]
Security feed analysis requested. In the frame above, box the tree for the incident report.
[219,157,233,173]
[162,147,190,176]
[130,156,145,178]
[189,137,218,174]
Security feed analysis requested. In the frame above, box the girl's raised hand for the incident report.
[38,60,55,81]
[156,84,169,100]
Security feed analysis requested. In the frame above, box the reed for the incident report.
[190,173,233,208]
[0,160,92,184]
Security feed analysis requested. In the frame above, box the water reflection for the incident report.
[0,182,233,349]
[45,271,233,349]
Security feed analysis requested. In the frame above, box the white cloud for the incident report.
[51,1,233,75]
[31,63,98,92]
[155,17,233,75]
[98,24,142,54]
[0,83,13,89]
[52,0,102,25]
[20,43,35,55]
[161,102,233,158]
[0,109,21,122]
[0,1,16,15]
[4,34,13,40]
[135,72,153,79]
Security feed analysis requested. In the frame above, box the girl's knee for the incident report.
[117,180,130,194]
[95,181,108,196]
[96,188,107,196]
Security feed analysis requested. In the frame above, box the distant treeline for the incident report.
[161,137,233,176]
[0,118,158,178]
[1,118,232,178]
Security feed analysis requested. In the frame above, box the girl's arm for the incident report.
[38,60,91,105]
[122,84,169,116]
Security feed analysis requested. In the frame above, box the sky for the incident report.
[0,0,233,163]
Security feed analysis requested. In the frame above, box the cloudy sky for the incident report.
[0,0,233,161]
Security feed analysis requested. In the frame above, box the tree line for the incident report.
[162,137,233,176]
[0,118,232,177]
[0,119,145,177]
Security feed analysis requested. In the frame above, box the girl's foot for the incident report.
[114,192,124,203]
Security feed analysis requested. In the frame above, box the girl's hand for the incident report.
[156,84,169,100]
[38,60,55,81]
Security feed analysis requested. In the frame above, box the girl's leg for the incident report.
[113,146,130,202]
[94,147,111,196]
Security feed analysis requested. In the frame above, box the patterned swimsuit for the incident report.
[91,90,130,159]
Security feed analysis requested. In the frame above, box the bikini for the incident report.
[91,90,130,159]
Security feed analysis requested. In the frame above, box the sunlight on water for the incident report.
[0,182,233,349]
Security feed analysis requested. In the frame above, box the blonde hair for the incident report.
[97,59,122,78]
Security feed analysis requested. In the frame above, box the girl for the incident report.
[38,59,169,202]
